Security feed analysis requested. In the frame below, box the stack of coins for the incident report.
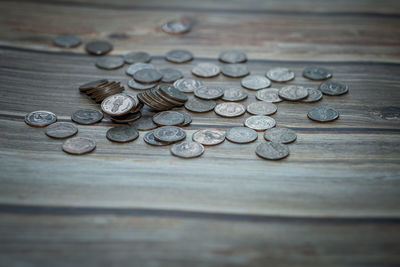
[136,84,188,111]
[101,93,143,123]
[79,79,124,103]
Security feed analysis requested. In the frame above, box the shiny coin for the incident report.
[101,94,136,116]
[144,130,170,146]
[255,142,289,160]
[126,63,155,76]
[266,67,295,82]
[219,50,247,64]
[153,126,186,143]
[279,85,308,101]
[174,78,203,93]
[153,111,185,126]
[264,127,297,144]
[222,88,248,102]
[95,56,124,70]
[133,69,163,84]
[159,68,183,83]
[85,40,113,56]
[192,129,225,146]
[214,102,246,117]
[244,115,276,131]
[241,75,271,90]
[192,63,220,78]
[62,137,96,155]
[106,126,139,143]
[128,79,156,90]
[162,20,191,34]
[247,101,277,115]
[185,98,216,113]
[301,88,323,103]
[165,49,193,63]
[307,106,339,122]
[194,86,224,100]
[79,79,108,92]
[110,112,142,123]
[158,84,188,103]
[221,64,249,78]
[256,88,283,103]
[124,51,151,64]
[25,110,57,127]
[319,81,349,96]
[303,66,332,81]
[180,112,192,126]
[53,34,81,48]
[226,127,257,144]
[170,141,204,158]
[45,122,77,139]
[130,115,158,131]
[71,109,103,125]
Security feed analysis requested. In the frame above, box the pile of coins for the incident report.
[136,84,188,111]
[79,79,124,103]
[101,93,143,123]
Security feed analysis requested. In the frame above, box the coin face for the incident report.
[85,41,113,56]
[71,109,103,125]
[130,115,158,131]
[192,129,225,146]
[279,85,308,101]
[144,130,170,146]
[241,75,271,90]
[159,68,183,83]
[221,64,249,78]
[303,66,332,80]
[165,49,193,63]
[62,137,96,155]
[319,81,348,96]
[266,67,295,82]
[246,101,277,115]
[219,50,247,63]
[153,126,186,143]
[25,110,57,127]
[162,20,191,34]
[95,56,124,70]
[153,111,185,126]
[264,127,297,144]
[170,141,204,158]
[110,111,142,123]
[101,94,136,116]
[53,34,81,48]
[256,88,283,103]
[128,79,156,90]
[244,115,276,131]
[126,63,155,76]
[158,84,188,102]
[184,98,216,113]
[255,142,289,160]
[106,126,139,143]
[214,102,246,117]
[222,88,248,102]
[173,78,204,93]
[192,63,220,78]
[194,86,224,100]
[133,69,163,84]
[124,51,151,64]
[301,88,323,103]
[307,106,339,122]
[45,122,78,139]
[226,127,258,144]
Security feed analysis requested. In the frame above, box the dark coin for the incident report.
[301,88,323,103]
[226,127,258,144]
[241,75,271,90]
[219,50,247,64]
[110,112,142,123]
[179,112,192,126]
[124,51,151,64]
[153,111,185,126]
[194,86,224,100]
[165,49,193,63]
[266,67,295,82]
[303,66,332,81]
[170,141,204,158]
[62,137,96,155]
[159,68,183,83]
[53,34,81,48]
[126,63,155,76]
[222,88,248,102]
[25,110,57,127]
[85,41,113,56]
[173,78,204,93]
[184,98,216,113]
[45,122,77,139]
[71,109,103,125]
[192,63,220,78]
[307,106,339,122]
[130,115,158,131]
[79,79,108,92]
[221,64,250,78]
[133,69,163,84]
[144,130,170,146]
[106,126,139,143]
[247,101,277,115]
[264,127,297,144]
[128,79,156,90]
[244,115,276,131]
[278,85,308,101]
[158,84,188,103]
[319,81,349,96]
[255,142,289,160]
[192,129,225,146]
[256,88,283,103]
[95,56,124,70]
[153,126,186,143]
[214,102,246,117]
[162,20,191,34]
[101,94,136,117]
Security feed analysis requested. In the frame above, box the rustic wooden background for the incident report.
[0,0,400,266]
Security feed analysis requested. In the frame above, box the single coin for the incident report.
[71,109,103,125]
[247,101,277,115]
[165,49,193,63]
[25,110,57,127]
[319,81,349,96]
[45,122,77,139]
[144,130,170,146]
[194,86,224,100]
[153,111,185,126]
[128,79,156,90]
[180,112,192,126]
[264,127,297,144]
[256,88,283,103]
[95,56,124,70]
[214,102,246,117]
[124,51,151,64]
[244,115,276,131]
[53,34,81,48]
[162,20,191,34]
[85,41,113,56]
[221,64,249,78]
[222,88,248,102]
[192,63,220,78]
[303,66,332,81]
[62,137,96,155]
[110,112,142,123]
[279,85,308,101]
[301,88,323,103]
[158,84,188,103]
[153,126,186,143]
[79,79,108,92]
[226,127,257,144]
[133,69,163,84]
[106,126,139,143]
[159,68,183,83]
[307,106,340,122]
[174,78,204,93]
[101,94,136,116]
[219,50,247,64]
[170,141,204,158]
[126,63,155,76]
[185,98,216,113]
[192,129,225,146]
[130,115,158,131]
[266,67,295,82]
[255,142,289,160]
[241,75,271,90]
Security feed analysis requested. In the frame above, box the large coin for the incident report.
[101,94,136,116]
[133,69,163,84]
[170,141,204,158]
[264,127,297,144]
[165,49,193,63]
[45,122,77,139]
[214,102,246,117]
[241,75,271,90]
[221,64,249,78]
[226,127,257,144]
[278,85,308,101]
[62,137,96,155]
[124,51,151,64]
[153,111,185,126]
[95,56,124,70]
[303,66,332,81]
[255,142,289,160]
[307,106,339,122]
[218,50,247,63]
[192,129,225,146]
[53,34,81,48]
[153,126,186,143]
[192,63,220,78]
[194,86,224,100]
[130,115,158,131]
[266,67,295,82]
[144,130,170,146]
[246,101,277,115]
[126,63,155,76]
[185,98,216,113]
[85,41,113,56]
[159,68,183,83]
[162,20,191,34]
[174,78,204,93]
[106,126,139,143]
[71,109,103,125]
[25,110,57,127]
[222,88,248,102]
[128,79,156,90]
[244,115,276,131]
[301,88,323,103]
[158,84,188,103]
[319,81,348,96]
[256,88,282,103]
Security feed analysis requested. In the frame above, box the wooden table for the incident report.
[1,0,400,266]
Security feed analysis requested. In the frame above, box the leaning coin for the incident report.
[128,79,156,90]
[222,88,248,102]
[264,127,297,144]
[106,126,139,143]
[62,137,96,155]
[192,63,220,78]
[255,142,289,160]
[244,115,276,131]
[307,106,339,122]
[241,75,271,90]
[153,111,185,126]
[95,56,124,70]
[53,34,81,48]
[214,102,246,117]
[226,127,258,144]
[45,122,78,139]
[79,79,108,92]
[126,63,155,76]
[219,50,247,64]
[130,115,158,131]
[158,84,188,103]
[221,64,249,78]
[179,112,192,126]
[165,49,193,63]
[144,130,170,146]
[72,109,103,125]
[247,101,277,115]
[279,85,308,101]
[159,68,183,83]
[110,112,142,123]
[194,86,224,100]
[303,66,332,81]
[162,20,191,35]
[192,129,225,146]
[256,88,283,103]
[101,94,136,117]
[153,126,186,143]
[134,69,163,84]
[174,78,204,93]
[266,67,295,82]
[124,51,151,64]
[170,141,204,158]
[25,110,57,127]
[319,81,348,96]
[85,40,113,56]
[301,88,323,103]
[185,98,216,113]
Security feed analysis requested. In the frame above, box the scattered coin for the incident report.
[101,94,136,117]
[192,129,225,146]
[303,66,332,81]
[106,126,139,143]
[126,63,155,76]
[180,112,192,126]
[62,137,96,155]
[159,68,183,83]
[124,51,151,64]
[95,56,124,70]
[130,115,158,131]
[133,69,163,84]
[165,49,193,63]
[85,40,113,56]
[144,130,170,146]
[266,67,295,82]
[174,78,204,93]
[214,102,246,117]
[162,20,191,35]
[222,88,248,102]
[301,88,323,103]
[255,142,289,160]
[221,64,250,78]
[45,122,78,139]
[153,111,185,126]
[71,109,103,125]
[264,127,297,144]
[241,75,271,90]
[192,63,220,78]
[25,110,57,127]
[256,88,283,103]
[158,84,188,103]
[226,127,258,144]
[307,106,340,122]
[110,112,142,123]
[278,85,308,101]
[219,50,247,64]
[194,86,224,100]
[244,115,276,131]
[319,81,349,96]
[247,101,277,115]
[128,79,156,90]
[153,126,186,143]
[53,34,81,48]
[184,98,216,113]
[170,141,204,158]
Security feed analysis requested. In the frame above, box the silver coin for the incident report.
[101,94,136,117]
[192,129,225,146]
[162,20,191,35]
[62,137,96,155]
[214,102,246,117]
[307,106,339,122]
[244,115,276,131]
[71,109,103,125]
[25,110,57,127]
[110,112,142,123]
[255,142,289,160]
[165,49,193,63]
[301,88,323,103]
[128,79,157,90]
[126,63,155,76]
[192,63,220,78]
[106,126,139,143]
[241,75,271,90]
[124,51,151,64]
[180,112,192,126]
[152,111,185,126]
[194,86,224,100]
[170,141,204,158]
[246,101,277,115]
[319,81,348,96]
[144,130,170,146]
[266,67,295,82]
[133,69,163,84]
[221,64,250,78]
[45,122,77,139]
[256,88,283,103]
[184,98,216,113]
[130,115,158,131]
[219,50,247,63]
[53,34,81,48]
[303,66,332,81]
[264,127,297,144]
[174,78,204,93]
[226,127,258,144]
[95,56,124,70]
[153,126,186,143]
[85,41,113,56]
[159,68,183,83]
[278,85,308,101]
[222,88,248,102]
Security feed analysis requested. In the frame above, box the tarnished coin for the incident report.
[25,110,57,127]
[256,88,283,103]
[85,41,113,56]
[45,122,77,139]
[62,137,96,155]
[110,112,142,123]
[106,126,139,143]
[95,56,124,70]
[165,49,193,63]
[159,68,183,83]
[162,20,191,35]
[221,64,249,78]
[266,67,295,82]
[247,101,277,115]
[130,115,158,131]
[79,79,108,92]
[194,86,224,100]
[133,69,163,84]
[144,130,170,146]
[101,94,135,116]
[264,127,297,144]
[226,127,257,144]
[214,102,246,117]
[53,34,81,48]
[303,66,332,81]
[241,75,271,90]
[71,109,103,125]
[128,79,156,90]
[255,142,289,160]
[222,88,248,102]
[219,50,247,64]
[185,98,216,113]
[158,84,188,102]
[301,88,323,103]
[174,78,203,93]
[170,141,204,158]
[279,85,308,101]
[192,129,225,146]
[192,63,220,78]
[244,115,276,131]
[126,63,155,76]
[153,111,185,126]
[319,81,348,96]
[153,126,186,143]
[307,106,339,122]
[180,112,192,126]
[124,51,151,64]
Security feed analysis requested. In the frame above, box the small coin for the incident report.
[194,86,224,100]
[53,34,81,48]
[159,68,183,83]
[153,111,185,126]
[162,20,191,35]
[25,110,57,127]
[192,129,225,146]
[165,49,193,63]
[153,126,186,143]
[106,126,139,143]
[266,67,295,82]
[185,98,216,113]
[180,112,192,126]
[110,112,142,123]
[71,109,103,125]
[303,66,332,81]
[45,122,78,139]
[124,51,151,64]
[221,64,249,78]
[133,69,163,84]
[319,81,349,96]
[95,56,124,70]
[170,141,204,158]
[158,84,188,103]
[244,115,276,131]
[85,40,113,56]
[144,130,170,146]
[192,63,220,78]
[219,50,247,64]
[279,85,308,101]
[130,115,158,131]
[226,127,257,144]
[62,137,96,155]
[222,88,248,102]
[241,75,271,90]
[128,79,156,90]
[214,102,246,117]
[247,101,277,115]
[307,106,339,122]
[301,88,323,103]
[79,79,108,92]
[174,78,204,93]
[255,142,289,160]
[101,94,136,117]
[264,127,297,144]
[256,88,283,103]
[126,63,155,76]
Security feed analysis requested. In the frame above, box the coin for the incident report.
[110,112,142,123]
[133,69,163,84]
[62,137,96,155]
[101,94,136,116]
[126,63,155,76]
[144,130,170,146]
[95,56,124,70]
[106,126,139,143]
[244,115,276,131]
[85,41,113,56]
[247,101,277,115]
[124,51,151,64]
[158,84,188,103]
[128,79,156,90]
[180,112,192,126]
[221,64,249,78]
[153,111,185,126]
[79,79,108,92]
[278,85,308,101]
[303,66,332,81]
[71,109,103,125]
[214,102,246,117]
[226,127,257,144]
[301,88,323,103]
[307,106,339,122]
[185,98,216,113]
[192,63,220,78]
[152,88,184,107]
[159,68,183,83]
[256,88,283,103]
[25,110,57,127]
[45,122,77,139]
[319,81,349,96]
[241,75,271,90]
[162,20,191,34]
[53,34,81,48]
[170,141,204,158]
[194,86,224,100]
[165,49,193,63]
[264,127,297,144]
[130,115,158,131]
[218,50,247,64]
[222,88,248,102]
[153,126,186,143]
[266,67,295,82]
[192,129,225,146]
[255,142,289,160]
[174,78,204,93]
